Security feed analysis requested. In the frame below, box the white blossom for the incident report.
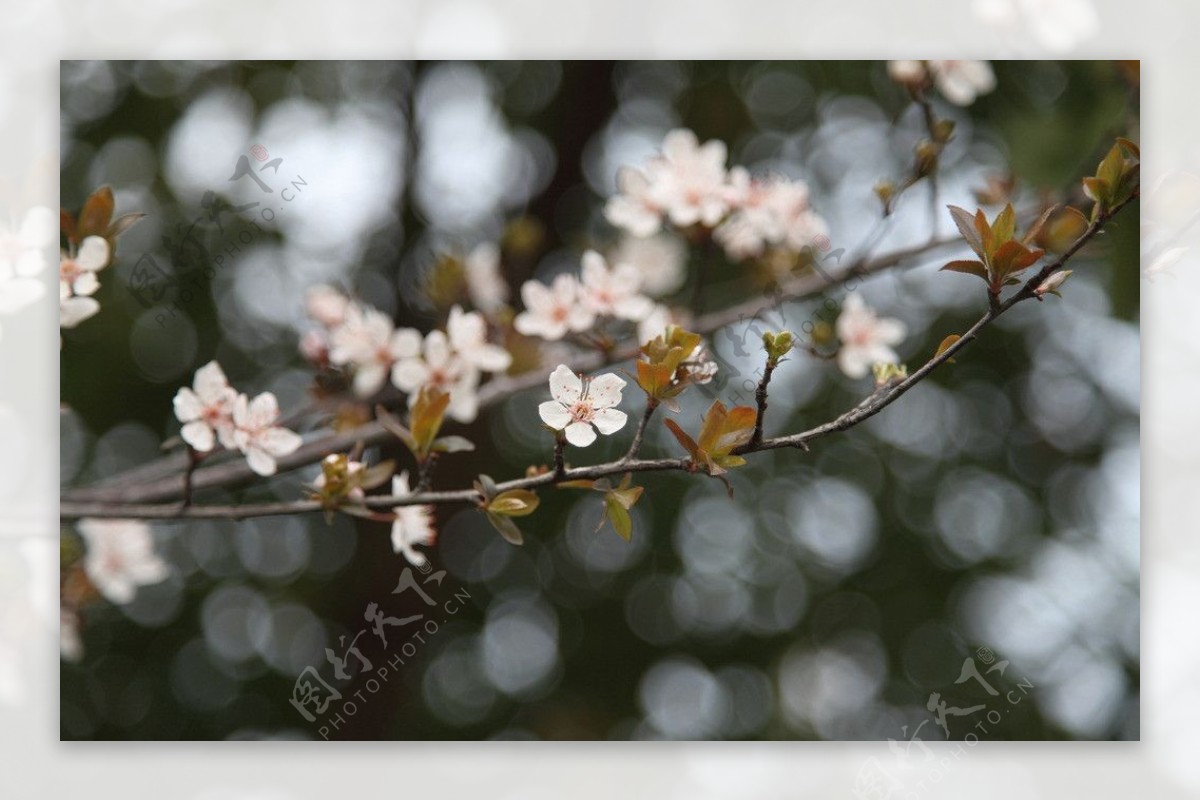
[464,242,510,313]
[513,273,594,341]
[173,360,238,452]
[538,364,627,447]
[231,392,304,476]
[329,305,422,397]
[887,60,996,106]
[835,292,907,379]
[716,169,829,259]
[59,236,110,329]
[605,166,664,237]
[579,250,655,321]
[611,232,687,298]
[447,304,512,373]
[390,471,436,567]
[77,518,170,605]
[391,330,482,423]
[306,285,351,328]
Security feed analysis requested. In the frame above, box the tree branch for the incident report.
[60,192,1135,523]
[57,233,972,507]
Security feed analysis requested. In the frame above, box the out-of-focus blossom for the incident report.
[605,166,665,237]
[835,292,907,379]
[391,330,481,423]
[77,518,170,605]
[973,0,1099,53]
[716,170,830,260]
[231,392,304,476]
[464,242,510,313]
[390,471,436,567]
[538,364,628,447]
[1145,246,1186,279]
[447,305,512,373]
[887,60,996,106]
[513,274,594,341]
[306,285,351,328]
[611,233,688,298]
[579,250,655,321]
[329,306,423,397]
[605,129,731,235]
[59,236,110,329]
[172,360,239,452]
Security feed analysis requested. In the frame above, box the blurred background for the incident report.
[59,60,1139,741]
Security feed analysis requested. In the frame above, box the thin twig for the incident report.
[59,192,1136,523]
[58,234,970,506]
[552,433,566,480]
[622,399,659,463]
[749,361,776,449]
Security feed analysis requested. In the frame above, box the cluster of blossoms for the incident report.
[514,250,654,340]
[604,129,829,262]
[302,286,512,423]
[59,236,111,329]
[886,60,997,106]
[173,361,303,476]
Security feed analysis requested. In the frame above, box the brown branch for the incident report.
[621,399,658,463]
[749,361,776,449]
[60,233,964,507]
[59,192,1135,523]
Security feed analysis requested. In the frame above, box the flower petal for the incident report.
[390,358,429,392]
[76,236,110,272]
[193,361,230,404]
[538,401,571,430]
[564,421,597,447]
[245,446,277,476]
[592,407,628,435]
[259,426,302,457]
[548,364,582,404]
[180,420,214,452]
[172,387,203,422]
[586,372,626,408]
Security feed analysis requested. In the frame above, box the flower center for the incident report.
[551,306,569,323]
[568,400,595,424]
[61,258,81,284]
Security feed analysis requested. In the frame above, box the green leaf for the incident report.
[487,489,540,517]
[609,485,644,511]
[605,496,633,541]
[991,203,1016,246]
[485,511,524,545]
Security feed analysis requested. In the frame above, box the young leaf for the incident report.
[604,496,633,541]
[940,260,989,281]
[934,334,960,363]
[947,205,985,258]
[487,489,540,517]
[78,186,115,240]
[664,418,700,460]
[485,511,524,545]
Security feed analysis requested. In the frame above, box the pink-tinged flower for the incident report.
[59,236,110,329]
[611,233,687,297]
[650,129,731,229]
[173,360,239,452]
[579,250,655,321]
[928,60,996,106]
[77,518,170,605]
[231,392,304,476]
[513,274,594,341]
[306,285,351,328]
[328,306,422,397]
[464,242,510,313]
[299,329,329,364]
[390,471,436,567]
[391,330,481,423]
[715,170,828,259]
[447,305,512,373]
[886,60,996,106]
[605,166,664,237]
[835,292,908,379]
[538,364,628,447]
[1035,269,1072,297]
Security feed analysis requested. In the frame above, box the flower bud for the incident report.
[762,330,796,364]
